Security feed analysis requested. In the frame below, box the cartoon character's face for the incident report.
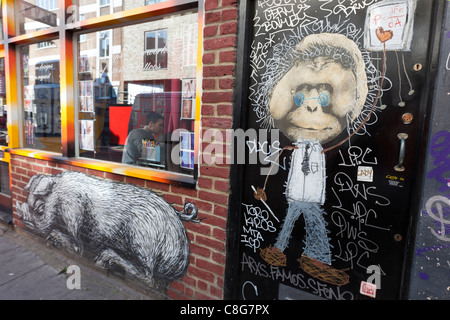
[269,56,363,144]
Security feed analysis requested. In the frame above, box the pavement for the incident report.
[0,222,167,300]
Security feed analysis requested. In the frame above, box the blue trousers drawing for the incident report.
[274,201,332,265]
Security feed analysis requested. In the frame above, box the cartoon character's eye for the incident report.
[318,92,329,107]
[293,92,330,107]
[293,92,305,107]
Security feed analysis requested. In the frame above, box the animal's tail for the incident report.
[178,202,202,223]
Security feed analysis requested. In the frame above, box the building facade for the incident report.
[0,0,449,300]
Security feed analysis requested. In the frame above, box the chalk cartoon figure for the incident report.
[15,171,201,289]
[258,33,380,286]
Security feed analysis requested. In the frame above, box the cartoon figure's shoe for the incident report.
[298,255,349,286]
[260,245,287,267]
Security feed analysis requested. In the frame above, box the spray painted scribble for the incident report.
[15,171,200,289]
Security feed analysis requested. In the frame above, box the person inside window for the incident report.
[122,112,164,165]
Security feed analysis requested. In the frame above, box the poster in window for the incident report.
[79,81,94,113]
[180,131,194,170]
[80,120,94,151]
[181,78,196,119]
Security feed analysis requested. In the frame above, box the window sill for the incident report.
[7,148,196,188]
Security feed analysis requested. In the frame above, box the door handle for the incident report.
[394,133,408,172]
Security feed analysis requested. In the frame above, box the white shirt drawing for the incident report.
[285,140,326,204]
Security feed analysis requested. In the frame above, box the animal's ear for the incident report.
[25,175,54,195]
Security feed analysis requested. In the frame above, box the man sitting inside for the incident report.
[122,111,164,165]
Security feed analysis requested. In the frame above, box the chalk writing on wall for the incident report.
[237,0,427,300]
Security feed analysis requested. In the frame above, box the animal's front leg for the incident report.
[46,230,83,254]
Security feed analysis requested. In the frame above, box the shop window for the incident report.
[16,0,60,35]
[77,10,198,177]
[20,40,62,153]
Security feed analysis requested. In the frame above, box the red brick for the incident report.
[171,185,198,198]
[214,179,229,192]
[190,243,212,258]
[203,65,235,77]
[203,36,236,51]
[202,92,234,104]
[204,0,218,11]
[219,50,236,63]
[213,227,226,240]
[219,78,234,89]
[212,251,226,265]
[202,52,215,64]
[210,285,223,298]
[205,11,220,24]
[222,0,237,7]
[217,104,233,116]
[199,190,228,205]
[88,169,105,178]
[197,177,213,189]
[145,180,170,192]
[222,8,238,21]
[220,21,237,35]
[201,117,232,130]
[203,25,217,38]
[201,104,215,116]
[202,79,216,90]
[200,165,230,179]
[188,265,215,283]
[196,235,226,252]
[196,258,224,276]
[214,205,228,218]
[163,194,183,205]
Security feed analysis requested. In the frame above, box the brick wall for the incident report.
[10,0,238,301]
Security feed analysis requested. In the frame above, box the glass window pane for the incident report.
[21,40,62,153]
[73,0,169,20]
[77,10,198,176]
[16,0,60,35]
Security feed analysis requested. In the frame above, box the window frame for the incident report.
[3,0,203,186]
[144,29,168,70]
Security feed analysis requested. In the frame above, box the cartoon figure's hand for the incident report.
[254,187,267,202]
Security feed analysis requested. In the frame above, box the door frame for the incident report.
[0,46,13,223]
[224,0,445,300]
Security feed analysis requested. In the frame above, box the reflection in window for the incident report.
[21,41,62,153]
[36,0,58,10]
[144,30,168,70]
[17,0,60,35]
[77,10,198,177]
[74,0,170,21]
[99,31,111,58]
[146,0,168,5]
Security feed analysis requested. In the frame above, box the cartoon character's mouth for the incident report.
[298,126,333,132]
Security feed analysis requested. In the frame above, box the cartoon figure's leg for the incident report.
[300,202,332,265]
[260,201,302,266]
[299,202,349,286]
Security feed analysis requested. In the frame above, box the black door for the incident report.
[228,0,442,300]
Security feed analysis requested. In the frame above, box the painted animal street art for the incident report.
[15,171,200,289]
[257,31,388,286]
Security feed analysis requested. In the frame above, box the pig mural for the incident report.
[15,171,201,289]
